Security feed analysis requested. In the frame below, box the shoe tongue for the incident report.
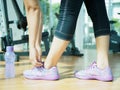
[31,67,39,72]
[91,61,97,66]
[88,61,97,69]
[32,66,43,70]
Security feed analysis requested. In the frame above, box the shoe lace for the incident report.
[81,62,97,73]
[31,67,47,76]
[89,62,97,68]
[31,66,44,72]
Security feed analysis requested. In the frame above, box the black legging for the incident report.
[54,0,110,40]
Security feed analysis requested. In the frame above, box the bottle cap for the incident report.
[6,46,14,52]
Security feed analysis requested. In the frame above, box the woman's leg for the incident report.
[24,0,43,67]
[75,0,113,81]
[96,36,109,69]
[44,0,83,69]
[84,0,110,69]
[44,37,69,69]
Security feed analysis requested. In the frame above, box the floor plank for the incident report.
[0,49,120,90]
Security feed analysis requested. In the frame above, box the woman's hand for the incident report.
[29,47,43,67]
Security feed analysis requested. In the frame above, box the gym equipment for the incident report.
[0,0,50,61]
[64,38,83,56]
[110,30,120,53]
[109,20,120,53]
[0,0,83,62]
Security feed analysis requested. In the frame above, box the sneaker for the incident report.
[74,62,113,82]
[23,66,60,80]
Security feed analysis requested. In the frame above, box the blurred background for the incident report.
[0,0,120,60]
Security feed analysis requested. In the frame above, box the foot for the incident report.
[23,66,60,80]
[74,62,113,82]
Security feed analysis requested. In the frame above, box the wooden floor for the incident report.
[0,49,120,90]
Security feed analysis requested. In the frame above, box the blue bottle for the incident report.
[4,46,16,78]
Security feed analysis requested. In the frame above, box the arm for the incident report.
[24,0,43,67]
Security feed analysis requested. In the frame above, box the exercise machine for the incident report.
[109,20,120,53]
[0,0,50,61]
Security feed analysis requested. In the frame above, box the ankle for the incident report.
[44,63,56,69]
[97,61,109,69]
[97,56,109,69]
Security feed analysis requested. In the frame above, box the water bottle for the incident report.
[4,46,16,78]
